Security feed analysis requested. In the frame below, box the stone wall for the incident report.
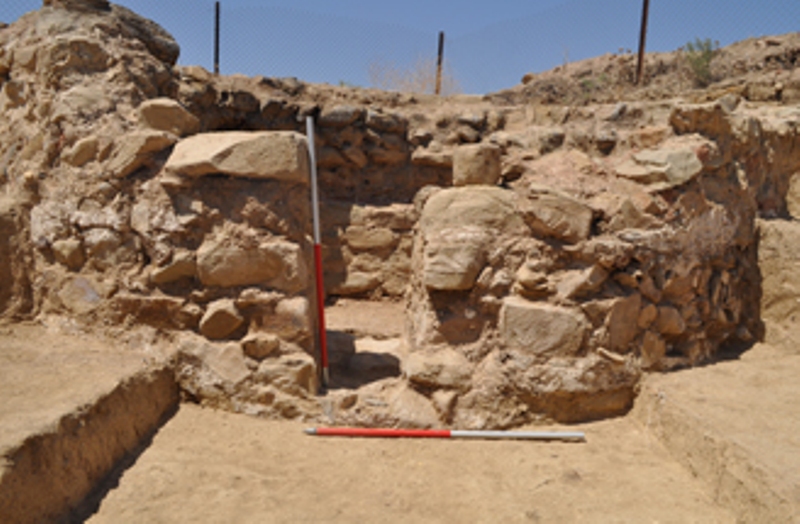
[173,71,511,299]
[395,98,800,428]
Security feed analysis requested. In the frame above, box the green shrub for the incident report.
[683,38,719,87]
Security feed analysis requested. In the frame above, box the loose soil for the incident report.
[2,303,799,522]
[87,403,732,524]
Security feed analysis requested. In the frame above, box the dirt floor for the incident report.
[2,305,799,522]
[87,404,733,524]
[0,321,166,452]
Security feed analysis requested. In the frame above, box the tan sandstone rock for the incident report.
[150,249,196,285]
[106,130,177,178]
[517,190,593,244]
[615,136,714,191]
[655,306,686,336]
[199,299,244,340]
[404,347,473,392]
[241,332,281,360]
[255,352,317,395]
[138,97,200,137]
[606,293,642,353]
[164,131,309,184]
[51,238,85,270]
[62,136,99,167]
[420,186,526,234]
[500,297,588,357]
[786,173,800,220]
[641,330,666,369]
[423,227,488,291]
[452,143,501,186]
[196,229,305,291]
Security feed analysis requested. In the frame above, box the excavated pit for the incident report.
[1,1,800,521]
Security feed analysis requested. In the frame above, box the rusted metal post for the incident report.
[435,31,444,95]
[635,0,650,85]
[214,1,220,75]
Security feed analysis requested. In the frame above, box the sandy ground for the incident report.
[0,322,158,453]
[88,403,733,524]
[635,343,800,521]
[3,307,799,522]
[325,298,406,339]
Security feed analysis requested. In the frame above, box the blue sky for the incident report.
[2,1,798,93]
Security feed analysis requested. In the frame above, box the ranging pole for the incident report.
[214,2,220,75]
[305,427,586,442]
[435,31,445,95]
[305,117,329,388]
[635,0,650,85]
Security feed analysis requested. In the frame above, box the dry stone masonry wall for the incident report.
[1,0,800,427]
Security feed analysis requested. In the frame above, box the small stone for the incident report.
[404,348,473,391]
[597,347,625,364]
[331,271,381,295]
[51,238,85,270]
[199,299,244,340]
[344,225,397,251]
[241,332,281,360]
[365,109,407,134]
[641,330,666,369]
[151,250,196,285]
[62,136,98,167]
[518,191,593,244]
[606,293,642,353]
[655,306,686,336]
[557,265,608,300]
[318,104,364,127]
[255,353,317,394]
[637,303,658,329]
[786,173,800,220]
[107,131,177,178]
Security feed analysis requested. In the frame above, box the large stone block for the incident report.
[197,232,306,291]
[138,97,200,137]
[517,191,593,244]
[404,348,473,391]
[165,131,309,184]
[614,135,716,191]
[500,297,588,357]
[420,186,526,234]
[107,130,177,178]
[452,143,501,186]
[423,228,487,291]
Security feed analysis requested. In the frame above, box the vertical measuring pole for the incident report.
[635,0,650,85]
[214,1,220,75]
[305,117,329,388]
[435,31,444,95]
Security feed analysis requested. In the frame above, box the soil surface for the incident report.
[2,305,799,522]
[0,321,164,452]
[88,403,732,524]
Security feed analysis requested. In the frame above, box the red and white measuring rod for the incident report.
[306,116,329,388]
[304,427,586,442]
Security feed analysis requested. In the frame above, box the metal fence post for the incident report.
[435,31,444,95]
[214,1,220,75]
[635,0,650,85]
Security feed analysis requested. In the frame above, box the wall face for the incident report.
[2,2,800,427]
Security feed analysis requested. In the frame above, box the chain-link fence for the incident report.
[2,0,798,94]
